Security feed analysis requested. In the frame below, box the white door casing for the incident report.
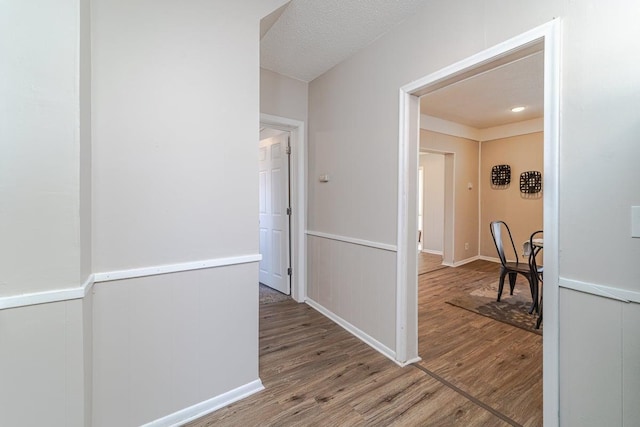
[396,19,561,426]
[260,114,306,303]
[259,133,290,294]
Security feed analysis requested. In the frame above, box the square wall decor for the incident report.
[491,164,511,186]
[520,171,542,193]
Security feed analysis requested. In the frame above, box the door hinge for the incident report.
[286,145,291,155]
[286,207,292,215]
[287,267,292,276]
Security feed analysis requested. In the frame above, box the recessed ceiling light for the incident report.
[511,106,526,113]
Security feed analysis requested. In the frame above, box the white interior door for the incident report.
[259,133,290,294]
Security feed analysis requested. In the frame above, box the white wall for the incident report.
[261,68,308,123]
[90,1,288,425]
[306,0,640,424]
[0,0,83,296]
[0,0,89,425]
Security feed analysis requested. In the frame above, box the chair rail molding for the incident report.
[559,277,640,304]
[306,230,398,252]
[0,253,262,310]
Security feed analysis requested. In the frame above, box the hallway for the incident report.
[188,258,541,426]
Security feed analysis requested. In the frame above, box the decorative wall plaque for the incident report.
[520,171,542,194]
[491,164,511,186]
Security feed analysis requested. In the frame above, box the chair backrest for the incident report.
[528,230,543,276]
[490,221,519,267]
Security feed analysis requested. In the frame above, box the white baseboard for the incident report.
[305,298,407,366]
[398,356,422,367]
[142,379,264,427]
[451,256,480,267]
[442,256,481,268]
[421,249,443,255]
[478,255,501,264]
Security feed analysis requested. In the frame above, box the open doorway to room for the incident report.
[418,151,455,273]
[415,52,545,420]
[258,114,307,303]
[398,21,560,427]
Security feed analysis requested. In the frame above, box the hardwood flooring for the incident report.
[417,251,447,275]
[417,254,542,426]
[186,254,542,426]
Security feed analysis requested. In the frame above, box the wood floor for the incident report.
[186,254,542,426]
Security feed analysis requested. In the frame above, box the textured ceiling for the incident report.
[420,52,544,129]
[261,1,544,128]
[260,0,429,82]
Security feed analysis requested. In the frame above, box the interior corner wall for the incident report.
[0,0,88,425]
[90,1,279,425]
[480,132,543,259]
[420,130,479,263]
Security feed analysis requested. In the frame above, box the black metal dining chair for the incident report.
[489,221,538,312]
[527,230,544,328]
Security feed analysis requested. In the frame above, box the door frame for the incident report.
[260,113,306,302]
[395,20,561,426]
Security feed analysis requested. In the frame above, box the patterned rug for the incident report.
[259,283,291,304]
[446,281,542,335]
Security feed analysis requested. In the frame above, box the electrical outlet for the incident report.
[465,242,469,250]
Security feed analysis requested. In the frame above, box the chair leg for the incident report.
[528,275,538,314]
[497,269,507,302]
[508,272,517,295]
[535,284,543,329]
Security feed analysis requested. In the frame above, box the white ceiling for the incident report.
[260,1,544,129]
[420,52,544,129]
[260,0,429,82]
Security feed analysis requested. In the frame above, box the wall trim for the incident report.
[0,254,261,310]
[420,115,544,142]
[476,261,640,304]
[421,249,443,255]
[94,254,262,283]
[478,255,501,264]
[306,230,397,252]
[304,298,415,367]
[479,117,543,141]
[442,255,480,268]
[559,277,640,304]
[0,275,94,311]
[420,114,480,140]
[142,379,264,427]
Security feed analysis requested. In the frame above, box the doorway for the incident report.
[259,113,307,303]
[396,21,561,425]
[259,128,291,295]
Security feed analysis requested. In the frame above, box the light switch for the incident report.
[632,206,640,238]
[319,174,330,182]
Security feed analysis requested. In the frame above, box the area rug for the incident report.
[446,281,542,335]
[259,283,291,304]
